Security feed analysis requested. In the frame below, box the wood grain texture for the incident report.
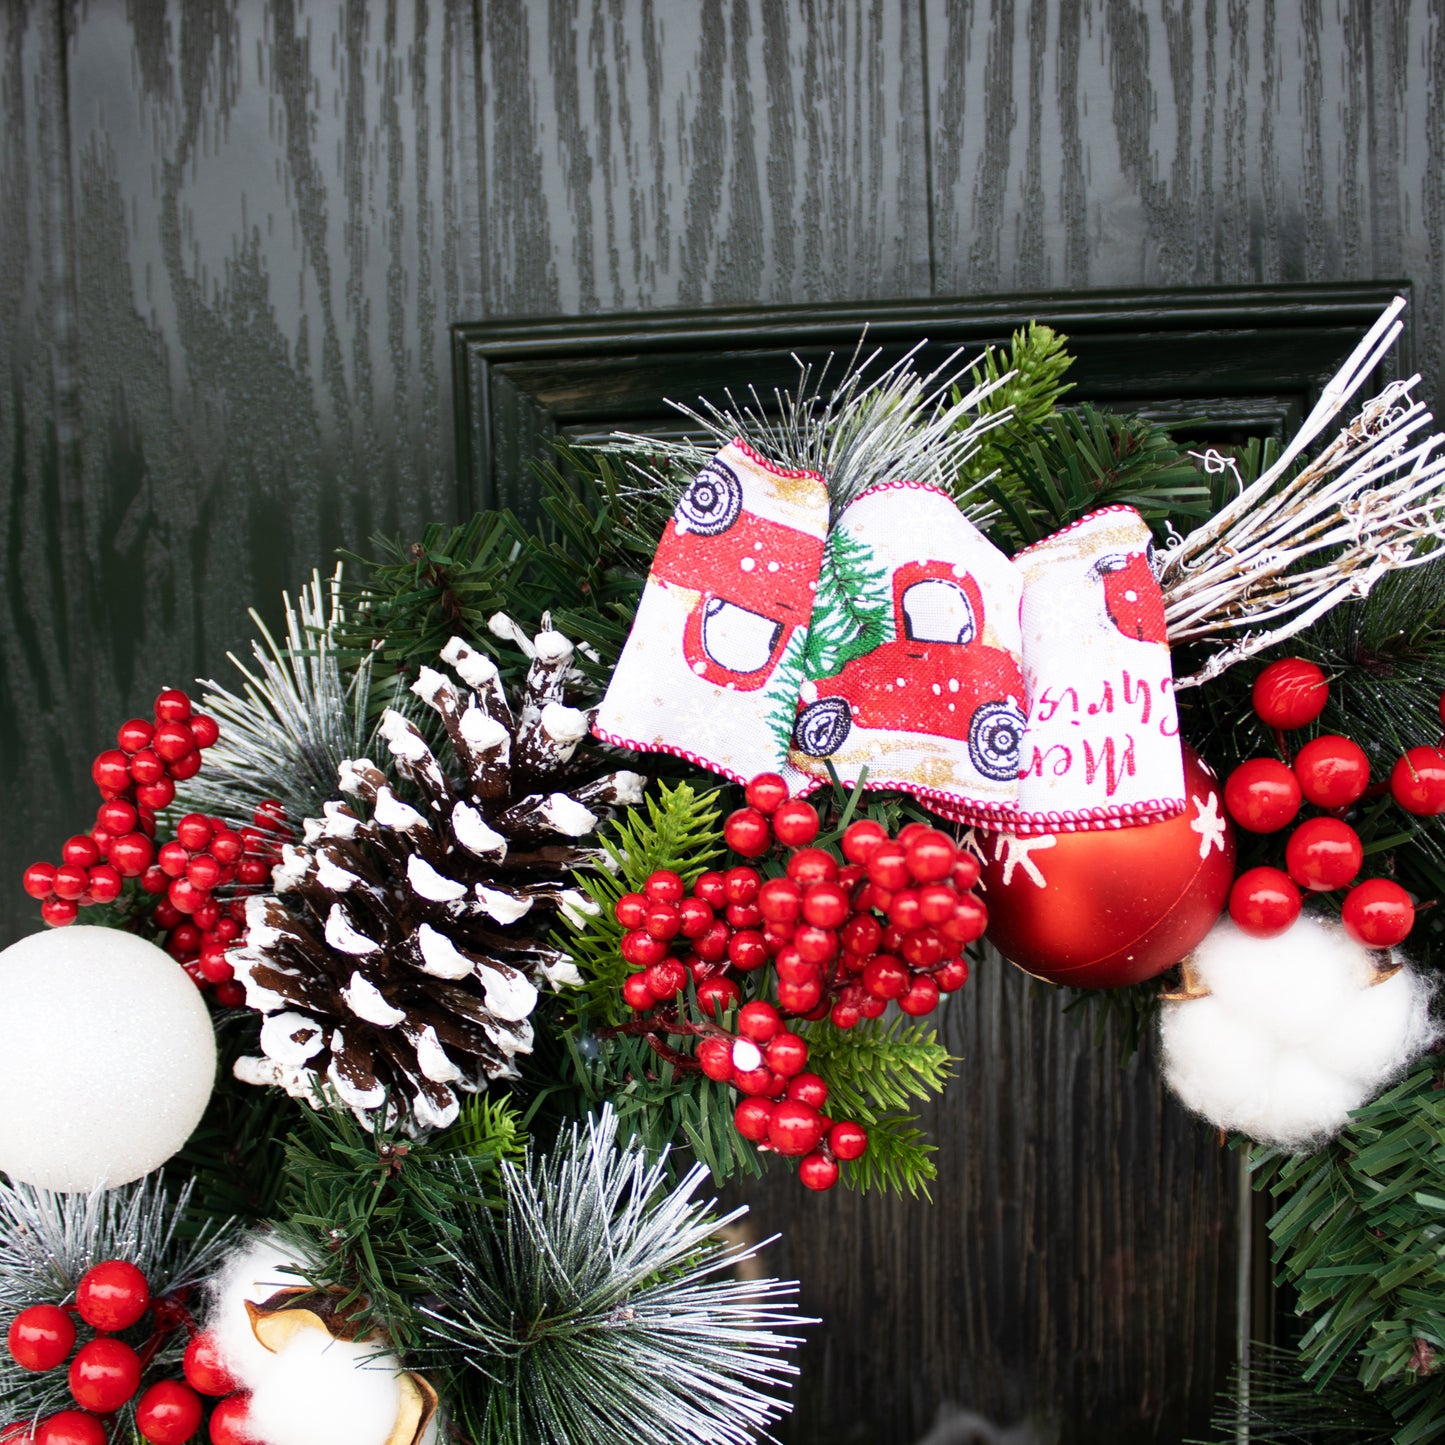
[925,0,1443,409]
[1,0,479,946]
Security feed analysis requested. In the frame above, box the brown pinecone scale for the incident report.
[231,619,645,1132]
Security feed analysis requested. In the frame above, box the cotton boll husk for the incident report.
[205,1235,310,1389]
[246,1326,403,1445]
[1160,914,1439,1150]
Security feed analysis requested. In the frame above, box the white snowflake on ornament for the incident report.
[1188,791,1228,860]
[1160,914,1439,1150]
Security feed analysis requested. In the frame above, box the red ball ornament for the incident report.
[1390,746,1445,816]
[1285,816,1363,892]
[1252,657,1328,729]
[1228,867,1301,938]
[1223,758,1302,833]
[7,1303,76,1372]
[978,745,1236,988]
[68,1336,142,1412]
[135,1380,204,1445]
[1341,878,1415,948]
[37,1414,107,1445]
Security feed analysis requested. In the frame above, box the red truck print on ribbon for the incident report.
[791,559,1029,782]
[648,456,827,692]
[1095,548,1168,645]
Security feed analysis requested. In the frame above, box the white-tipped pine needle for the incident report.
[609,336,1015,523]
[1159,298,1445,689]
[178,566,399,829]
[424,1107,811,1445]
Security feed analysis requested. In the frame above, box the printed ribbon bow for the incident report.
[595,439,1185,835]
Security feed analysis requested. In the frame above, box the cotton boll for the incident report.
[205,1236,309,1390]
[1161,913,1438,1150]
[246,1324,402,1445]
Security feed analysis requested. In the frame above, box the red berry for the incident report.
[253,800,287,833]
[158,840,191,878]
[622,972,656,1010]
[1293,735,1370,810]
[85,864,123,904]
[951,853,982,890]
[866,842,910,891]
[97,799,138,835]
[21,862,56,900]
[799,1152,840,1191]
[152,721,196,764]
[830,1002,862,1028]
[166,749,204,782]
[901,927,944,969]
[733,1063,780,1096]
[724,807,772,858]
[745,773,789,814]
[154,688,193,723]
[1224,758,1303,833]
[168,877,208,914]
[40,898,79,926]
[77,1258,151,1332]
[862,954,909,1000]
[7,1303,76,1371]
[721,931,763,971]
[828,1121,869,1161]
[771,799,820,847]
[644,959,686,1000]
[887,889,923,932]
[722,866,762,905]
[698,1037,736,1081]
[764,1031,809,1077]
[139,865,169,895]
[92,749,134,793]
[135,1379,204,1445]
[184,1329,244,1398]
[733,1098,774,1142]
[696,977,742,1015]
[903,829,956,882]
[792,925,838,965]
[840,818,889,864]
[934,957,971,992]
[840,913,883,956]
[1390,747,1445,816]
[693,921,731,962]
[1252,658,1328,729]
[37,1415,106,1445]
[198,946,235,984]
[916,883,956,926]
[189,714,220,749]
[60,835,100,869]
[1341,878,1415,948]
[51,863,89,900]
[186,854,222,892]
[859,995,887,1019]
[213,980,247,1008]
[642,870,685,904]
[776,976,823,1013]
[166,920,202,956]
[738,1001,782,1042]
[619,929,667,966]
[175,814,214,851]
[801,881,849,929]
[899,972,941,1016]
[235,857,271,887]
[642,902,682,940]
[116,718,155,753]
[784,848,838,887]
[136,778,177,811]
[1285,817,1363,892]
[786,1072,828,1109]
[768,1099,826,1155]
[192,900,222,932]
[693,867,728,901]
[207,1392,261,1445]
[128,748,166,784]
[68,1336,142,1412]
[209,831,244,866]
[677,896,715,938]
[725,901,763,929]
[757,878,803,925]
[1228,867,1301,938]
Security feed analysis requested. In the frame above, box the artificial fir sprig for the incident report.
[422,1108,807,1445]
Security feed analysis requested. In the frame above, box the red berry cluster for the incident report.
[696,1000,869,1191]
[19,689,287,1004]
[1,1260,232,1445]
[1222,657,1438,946]
[611,774,987,1190]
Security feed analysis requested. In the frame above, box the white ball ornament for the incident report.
[0,926,217,1191]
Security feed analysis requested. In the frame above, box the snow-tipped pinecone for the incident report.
[230,619,646,1132]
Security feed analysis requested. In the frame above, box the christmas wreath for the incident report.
[5,299,1445,1445]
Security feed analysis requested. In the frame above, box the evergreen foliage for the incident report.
[422,1109,806,1445]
